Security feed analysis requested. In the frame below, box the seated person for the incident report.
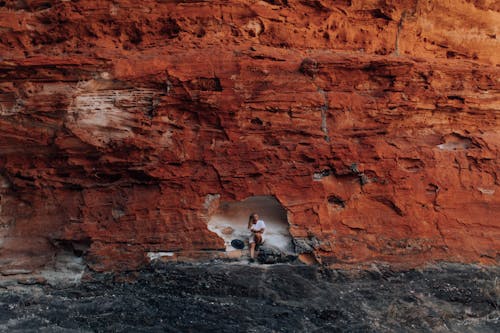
[248,212,266,260]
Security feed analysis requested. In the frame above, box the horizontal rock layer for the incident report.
[1,263,499,332]
[0,0,499,271]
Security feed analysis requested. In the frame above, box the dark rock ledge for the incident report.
[0,262,498,332]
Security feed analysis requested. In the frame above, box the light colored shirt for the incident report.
[251,220,266,233]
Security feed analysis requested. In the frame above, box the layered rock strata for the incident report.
[0,0,499,271]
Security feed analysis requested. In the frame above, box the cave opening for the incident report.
[208,196,294,255]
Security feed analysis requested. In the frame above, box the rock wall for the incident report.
[0,0,498,272]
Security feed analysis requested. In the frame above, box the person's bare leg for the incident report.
[250,242,255,259]
[255,234,262,244]
[255,234,262,249]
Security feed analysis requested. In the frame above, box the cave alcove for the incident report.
[208,196,293,254]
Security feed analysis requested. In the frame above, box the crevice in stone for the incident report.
[313,169,331,180]
[394,10,406,56]
[328,195,346,209]
[299,58,331,143]
[159,17,181,39]
[371,8,393,21]
[426,183,440,208]
[263,0,289,6]
[299,58,319,77]
[398,157,424,172]
[51,238,91,258]
[317,87,330,142]
[437,133,478,151]
[348,163,373,186]
[299,0,332,12]
[372,196,404,216]
[187,77,223,92]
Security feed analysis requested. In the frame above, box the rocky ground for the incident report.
[0,262,498,333]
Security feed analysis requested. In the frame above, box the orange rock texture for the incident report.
[0,0,499,272]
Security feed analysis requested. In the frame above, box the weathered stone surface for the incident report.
[0,263,499,332]
[257,245,297,264]
[0,0,499,271]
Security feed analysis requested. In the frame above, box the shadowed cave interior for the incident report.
[208,196,294,255]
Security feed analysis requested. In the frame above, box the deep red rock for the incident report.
[0,0,498,271]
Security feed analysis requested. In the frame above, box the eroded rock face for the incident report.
[0,0,499,271]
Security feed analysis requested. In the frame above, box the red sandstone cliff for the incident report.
[0,0,499,272]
